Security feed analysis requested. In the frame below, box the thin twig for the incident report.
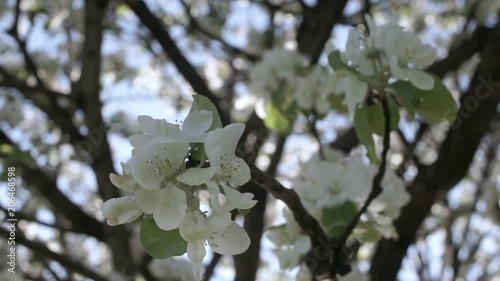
[338,98,391,245]
[180,0,260,62]
[0,227,110,281]
[7,0,45,87]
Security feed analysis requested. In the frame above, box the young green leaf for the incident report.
[366,100,400,136]
[391,75,457,124]
[189,143,206,162]
[329,94,348,114]
[140,218,188,259]
[321,202,358,237]
[264,101,294,134]
[354,106,378,164]
[190,95,223,130]
[328,50,358,76]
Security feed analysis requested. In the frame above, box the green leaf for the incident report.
[321,202,358,237]
[328,51,358,76]
[391,75,457,124]
[190,95,223,130]
[190,143,206,162]
[139,218,187,259]
[329,94,348,114]
[367,100,400,136]
[353,106,378,164]
[264,101,294,134]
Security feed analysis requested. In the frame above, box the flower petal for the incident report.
[207,212,232,232]
[222,185,257,211]
[341,75,368,117]
[179,210,210,241]
[205,123,245,159]
[226,157,251,186]
[135,189,162,214]
[153,187,187,230]
[130,149,163,190]
[275,248,300,269]
[102,197,142,226]
[192,262,204,281]
[137,115,181,138]
[176,168,214,186]
[187,239,206,263]
[389,56,406,80]
[144,141,189,168]
[129,134,154,148]
[183,110,212,135]
[208,222,250,255]
[408,69,434,90]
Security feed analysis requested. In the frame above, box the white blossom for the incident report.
[176,123,251,188]
[101,197,142,226]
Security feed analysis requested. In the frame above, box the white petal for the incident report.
[135,189,162,214]
[109,172,140,192]
[224,157,251,187]
[129,134,154,148]
[179,210,210,241]
[102,197,142,226]
[342,76,368,117]
[176,168,214,186]
[137,115,181,138]
[183,110,212,135]
[205,123,245,159]
[192,262,204,281]
[130,142,188,190]
[208,212,232,232]
[222,185,257,211]
[130,149,163,190]
[144,141,189,168]
[389,56,406,80]
[153,187,187,230]
[208,222,250,255]
[293,235,311,254]
[275,248,300,269]
[408,69,434,90]
[187,239,207,263]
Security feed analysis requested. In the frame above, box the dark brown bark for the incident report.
[79,0,135,275]
[369,22,500,281]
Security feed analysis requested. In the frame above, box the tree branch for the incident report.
[234,135,287,281]
[0,130,106,241]
[369,22,500,281]
[0,227,110,281]
[125,0,229,125]
[77,0,135,276]
[180,0,260,62]
[338,98,391,245]
[0,66,84,144]
[249,163,331,277]
[7,0,45,87]
[296,0,350,63]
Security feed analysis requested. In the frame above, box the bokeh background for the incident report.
[0,0,499,281]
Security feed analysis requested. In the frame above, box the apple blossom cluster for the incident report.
[249,48,339,115]
[266,148,410,279]
[101,108,257,280]
[334,15,437,98]
[250,16,439,127]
